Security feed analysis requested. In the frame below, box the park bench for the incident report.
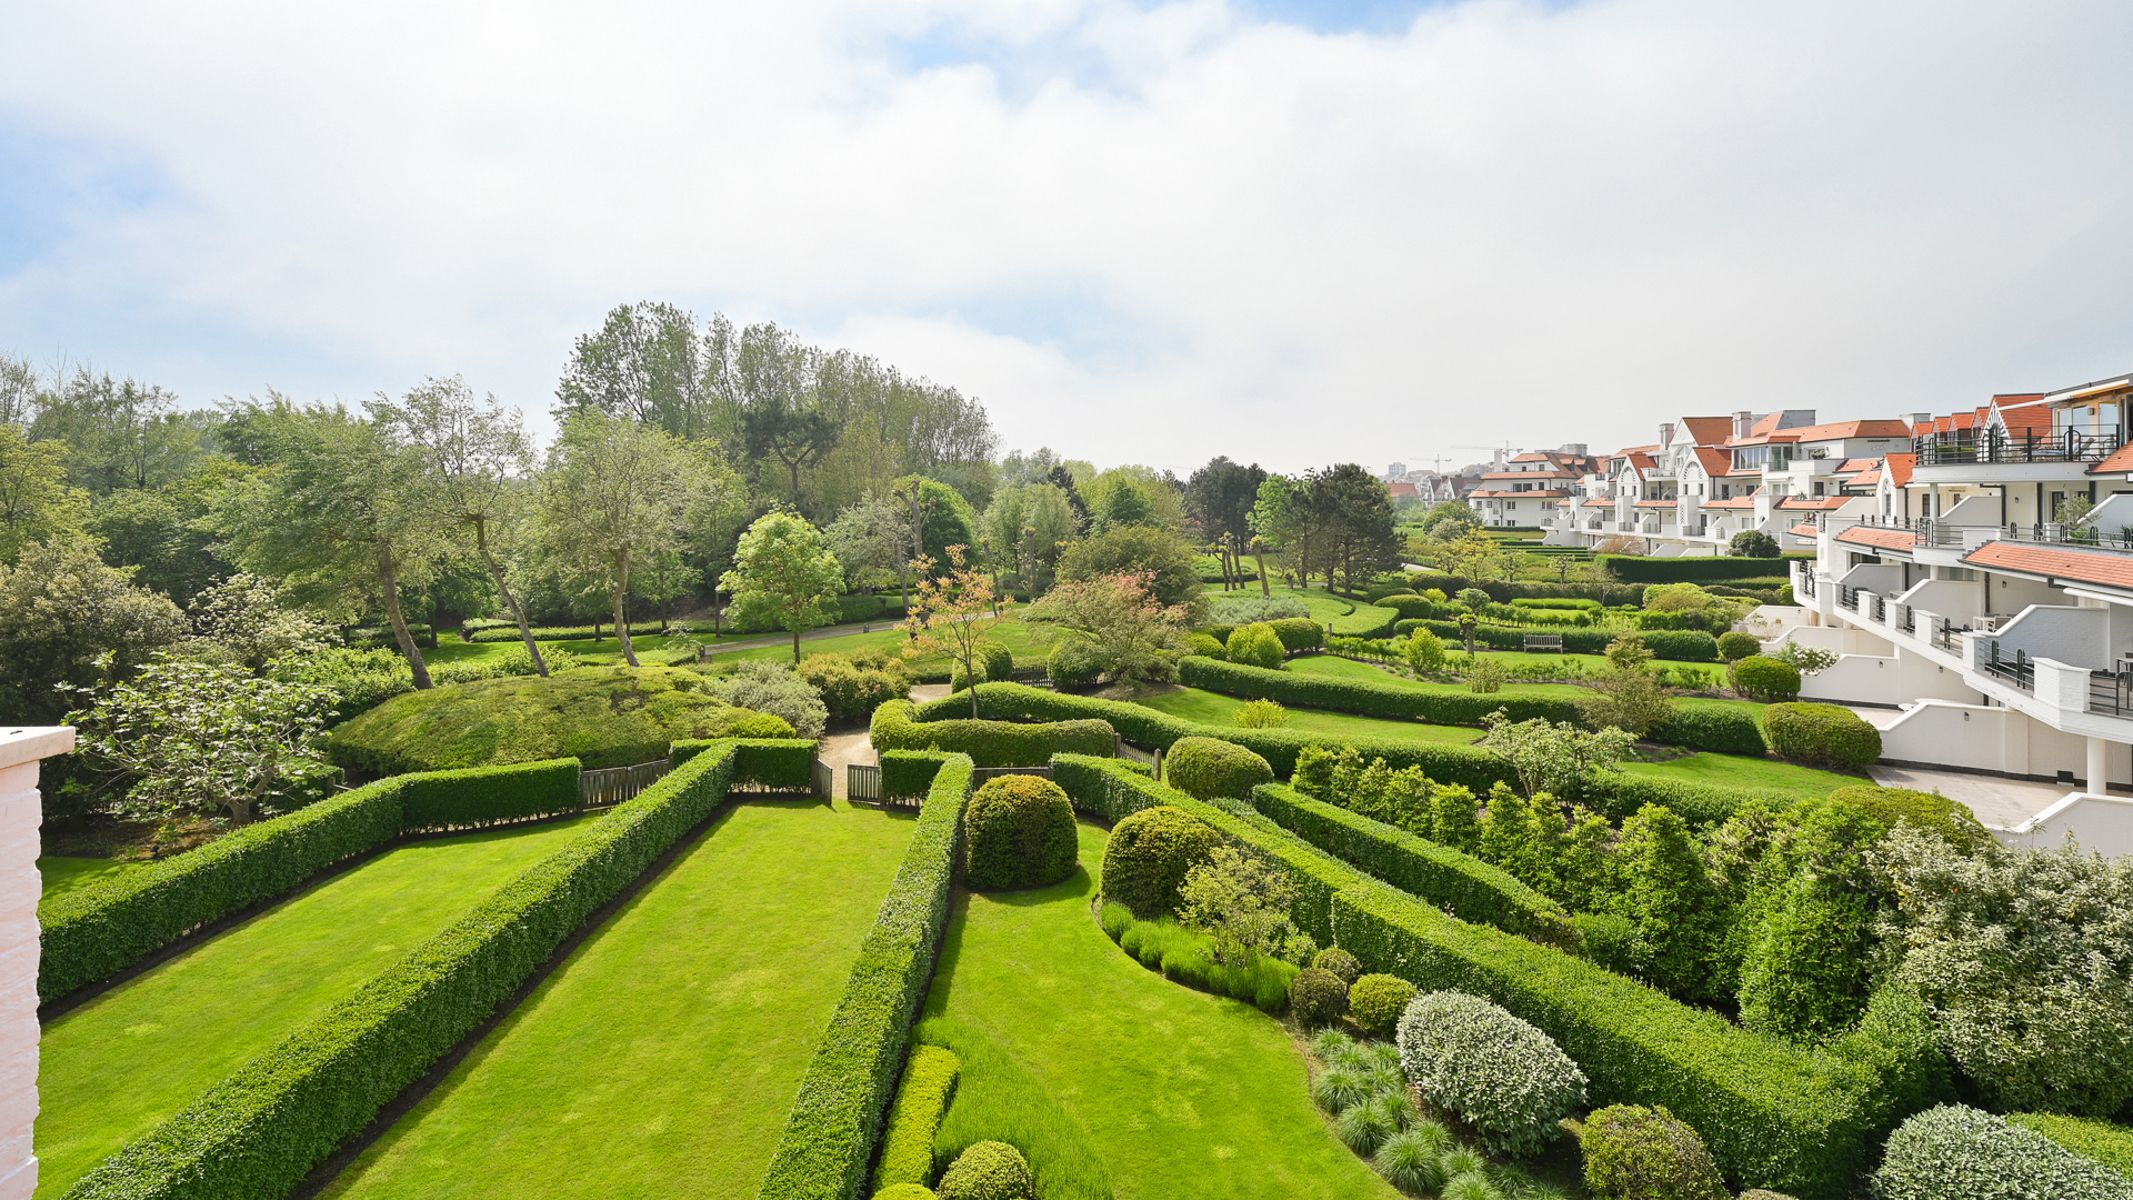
[1522,634,1564,653]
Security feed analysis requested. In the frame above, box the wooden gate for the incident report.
[847,763,882,806]
[579,758,670,808]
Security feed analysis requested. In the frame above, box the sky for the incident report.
[3,0,2132,476]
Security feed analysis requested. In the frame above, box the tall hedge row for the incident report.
[1250,784,1576,948]
[1596,554,1812,583]
[68,743,746,1200]
[871,699,1116,766]
[1400,619,1720,662]
[673,737,820,792]
[755,753,976,1200]
[39,758,584,1004]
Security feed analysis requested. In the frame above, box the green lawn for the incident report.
[38,856,147,904]
[1620,754,1863,800]
[1285,652,1594,700]
[322,799,914,1199]
[920,822,1398,1200]
[1128,685,1483,746]
[709,613,1057,668]
[35,815,597,1198]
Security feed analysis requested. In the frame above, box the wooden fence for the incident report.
[579,758,671,808]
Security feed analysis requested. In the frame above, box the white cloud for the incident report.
[2,0,2131,474]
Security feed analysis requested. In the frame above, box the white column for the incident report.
[0,727,69,1200]
[2088,736,2111,796]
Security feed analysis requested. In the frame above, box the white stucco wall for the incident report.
[0,727,68,1200]
[2004,793,2133,858]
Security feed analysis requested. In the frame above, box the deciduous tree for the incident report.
[1028,570,1191,684]
[723,510,845,663]
[901,544,1006,716]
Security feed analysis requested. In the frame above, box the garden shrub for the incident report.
[1348,973,1418,1037]
[802,651,911,724]
[1827,785,1987,848]
[70,742,749,1200]
[1761,703,1878,770]
[2009,1113,2133,1180]
[1234,698,1288,728]
[874,1045,960,1189]
[1165,735,1274,800]
[1717,631,1761,662]
[1395,990,1586,1157]
[1729,655,1801,702]
[37,759,581,1003]
[870,699,1115,767]
[1873,1105,2133,1200]
[758,754,976,1200]
[1604,804,1728,1005]
[1104,900,1296,1012]
[1045,638,1103,689]
[1574,1104,1728,1200]
[1225,622,1287,670]
[1182,653,1583,726]
[1571,912,1637,974]
[1099,804,1223,917]
[1186,631,1226,660]
[962,774,1078,890]
[979,641,1014,683]
[709,659,830,739]
[1289,966,1350,1026]
[1252,784,1576,946]
[1598,554,1810,584]
[1267,616,1328,651]
[872,1184,937,1199]
[935,1140,1034,1200]
[1313,945,1363,985]
[1649,704,1767,756]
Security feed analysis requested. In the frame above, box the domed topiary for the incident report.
[1574,1104,1727,1200]
[1728,654,1800,702]
[1225,622,1287,670]
[1716,630,1761,662]
[1397,991,1587,1156]
[1046,638,1102,690]
[936,1140,1033,1200]
[871,1186,939,1200]
[1761,702,1880,770]
[1313,946,1363,985]
[1101,804,1221,916]
[1874,1105,2131,1200]
[1348,973,1419,1038]
[1290,967,1350,1026]
[962,775,1078,890]
[1165,736,1275,800]
[1187,631,1227,660]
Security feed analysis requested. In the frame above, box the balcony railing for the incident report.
[1837,585,1862,610]
[1931,617,1970,654]
[1913,427,2126,467]
[1898,606,1915,634]
[2092,672,2133,718]
[1979,642,2034,692]
[1797,573,1817,599]
[1867,593,1886,622]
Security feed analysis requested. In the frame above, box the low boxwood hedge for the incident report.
[871,699,1116,767]
[1761,703,1880,771]
[872,1045,961,1190]
[69,742,749,1200]
[38,758,584,1004]
[1400,620,1718,662]
[1250,783,1575,947]
[1650,704,1768,756]
[673,737,819,792]
[1598,554,1812,584]
[755,753,975,1200]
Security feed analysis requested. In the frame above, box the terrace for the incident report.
[1912,425,2126,467]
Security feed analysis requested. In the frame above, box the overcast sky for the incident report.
[4,0,2131,476]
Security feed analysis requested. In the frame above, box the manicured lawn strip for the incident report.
[758,754,974,1199]
[323,799,915,1200]
[67,744,753,1200]
[1618,754,1863,801]
[1126,686,1483,745]
[35,815,596,1198]
[38,857,145,905]
[919,821,1398,1200]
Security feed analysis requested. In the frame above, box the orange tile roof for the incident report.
[1386,481,1419,497]
[1703,496,1758,510]
[1468,488,1570,499]
[1779,419,1915,443]
[1962,542,2133,592]
[1883,453,1915,487]
[1582,498,1613,508]
[1480,470,1575,480]
[1722,412,1792,446]
[1992,393,2051,436]
[2088,442,2133,476]
[1834,457,1880,475]
[1679,416,1734,445]
[1509,452,1551,463]
[1633,500,1678,509]
[1835,526,1918,551]
[1788,523,1821,538]
[1848,468,1882,488]
[1779,496,1856,511]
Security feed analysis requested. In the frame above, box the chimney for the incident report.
[1733,410,1754,438]
[1659,421,1675,449]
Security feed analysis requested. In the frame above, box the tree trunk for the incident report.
[474,517,547,677]
[792,626,802,664]
[377,547,432,689]
[613,551,640,667]
[1255,547,1270,596]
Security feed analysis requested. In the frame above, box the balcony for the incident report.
[1913,427,2126,467]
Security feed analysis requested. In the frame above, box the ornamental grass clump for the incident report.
[1374,1124,1453,1193]
[1395,991,1587,1157]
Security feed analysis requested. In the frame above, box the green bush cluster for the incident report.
[871,698,1115,767]
[1099,804,1223,917]
[1761,703,1879,770]
[1649,704,1769,756]
[1347,974,1417,1037]
[70,743,749,1200]
[1044,638,1103,690]
[757,753,976,1200]
[1873,1105,2133,1200]
[2008,1112,2133,1180]
[1826,786,1988,849]
[873,1045,959,1190]
[1289,966,1351,1026]
[1186,632,1226,660]
[1574,1104,1728,1200]
[1164,736,1275,799]
[1266,616,1328,650]
[1398,619,1720,662]
[1313,946,1362,984]
[801,651,911,723]
[1717,631,1761,662]
[1729,655,1802,702]
[962,775,1078,890]
[947,642,1018,692]
[1395,990,1586,1157]
[1225,622,1287,670]
[1252,783,1576,946]
[935,1140,1033,1200]
[38,758,582,1004]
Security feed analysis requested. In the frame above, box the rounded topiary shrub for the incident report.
[936,1140,1034,1200]
[1828,785,1989,848]
[1729,654,1801,702]
[1046,638,1103,690]
[872,1186,938,1200]
[1187,631,1227,660]
[1100,804,1222,916]
[1348,974,1418,1038]
[1290,967,1350,1026]
[1396,991,1588,1157]
[962,775,1078,890]
[1873,1105,2131,1200]
[1574,1104,1727,1200]
[1313,946,1363,985]
[1225,622,1287,670]
[1761,702,1880,770]
[979,641,1014,682]
[1165,736,1275,800]
[1716,630,1761,662]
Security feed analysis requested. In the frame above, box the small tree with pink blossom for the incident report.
[1029,570,1193,685]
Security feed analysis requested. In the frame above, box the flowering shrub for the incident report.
[1395,990,1587,1156]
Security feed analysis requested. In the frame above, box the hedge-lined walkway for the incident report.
[35,815,598,1197]
[320,799,914,1199]
[921,822,1399,1200]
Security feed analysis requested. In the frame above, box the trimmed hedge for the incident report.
[873,1045,960,1189]
[880,749,951,801]
[1251,783,1575,947]
[38,759,584,1004]
[871,699,1115,767]
[1268,616,1329,650]
[1598,554,1812,584]
[674,737,820,792]
[756,753,975,1200]
[2009,1112,2133,1181]
[1761,703,1880,771]
[1651,704,1768,756]
[70,742,748,1200]
[1334,880,1918,1200]
[962,775,1077,890]
[1402,620,1719,662]
[1164,736,1274,800]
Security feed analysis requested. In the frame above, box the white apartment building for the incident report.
[1787,374,2133,794]
[1468,447,1596,528]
